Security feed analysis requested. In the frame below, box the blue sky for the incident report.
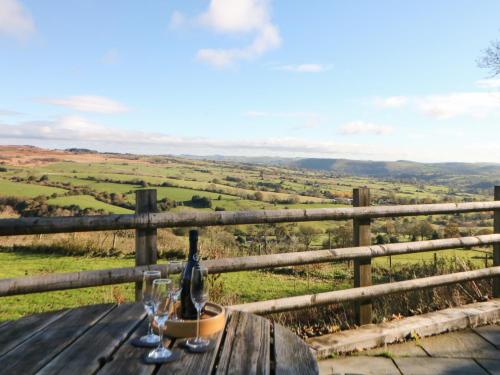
[1,0,500,162]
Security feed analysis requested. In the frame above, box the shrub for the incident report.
[190,195,212,208]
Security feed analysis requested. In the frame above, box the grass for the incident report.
[0,179,66,197]
[0,251,335,321]
[221,271,341,302]
[152,186,237,202]
[0,252,134,320]
[0,149,494,324]
[47,195,133,214]
[372,248,492,268]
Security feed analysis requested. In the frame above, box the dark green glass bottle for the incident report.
[180,230,199,319]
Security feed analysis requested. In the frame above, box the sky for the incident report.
[1,0,500,163]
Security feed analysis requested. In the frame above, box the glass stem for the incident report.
[171,297,177,320]
[157,324,164,350]
[147,315,153,336]
[196,308,200,342]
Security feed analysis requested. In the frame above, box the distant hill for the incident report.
[288,158,500,179]
[2,145,499,192]
[197,155,500,192]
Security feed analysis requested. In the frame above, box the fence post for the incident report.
[135,189,158,301]
[494,186,500,298]
[353,187,372,325]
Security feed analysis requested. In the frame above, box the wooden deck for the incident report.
[319,324,500,375]
[0,303,318,374]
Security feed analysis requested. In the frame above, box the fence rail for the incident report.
[231,267,500,314]
[1,234,498,297]
[1,201,500,236]
[0,186,499,326]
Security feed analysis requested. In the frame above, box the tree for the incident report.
[383,220,397,236]
[325,227,336,248]
[410,221,434,240]
[325,224,353,248]
[478,37,500,76]
[444,222,461,238]
[376,234,387,244]
[297,225,321,250]
[191,195,212,208]
[254,191,264,201]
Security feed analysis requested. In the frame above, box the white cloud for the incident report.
[40,95,130,114]
[101,48,120,65]
[374,96,408,108]
[0,109,21,116]
[376,90,500,119]
[272,63,331,73]
[0,0,35,40]
[339,121,394,135]
[418,92,500,119]
[2,116,499,162]
[172,0,281,67]
[198,0,270,33]
[169,11,186,29]
[476,78,500,89]
[0,116,400,159]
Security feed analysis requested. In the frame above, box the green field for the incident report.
[47,195,133,214]
[0,247,489,320]
[0,179,66,197]
[0,148,495,322]
[0,252,334,320]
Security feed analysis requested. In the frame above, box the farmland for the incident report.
[0,146,496,321]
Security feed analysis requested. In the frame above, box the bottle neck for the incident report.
[187,250,199,264]
[184,229,199,279]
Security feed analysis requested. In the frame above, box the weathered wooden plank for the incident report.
[216,310,270,375]
[135,189,158,301]
[156,328,227,375]
[273,323,318,375]
[1,234,499,297]
[38,303,144,375]
[232,267,500,314]
[97,318,156,375]
[2,201,500,236]
[0,308,68,356]
[0,304,114,374]
[353,187,372,326]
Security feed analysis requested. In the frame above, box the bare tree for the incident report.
[478,37,500,76]
[297,224,321,250]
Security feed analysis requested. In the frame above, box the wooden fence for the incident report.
[1,187,499,326]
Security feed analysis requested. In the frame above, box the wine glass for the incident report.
[137,270,161,347]
[146,278,173,362]
[185,265,210,351]
[167,260,184,321]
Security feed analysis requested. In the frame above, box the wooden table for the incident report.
[0,303,318,375]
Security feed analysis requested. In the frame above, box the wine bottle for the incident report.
[180,229,199,319]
